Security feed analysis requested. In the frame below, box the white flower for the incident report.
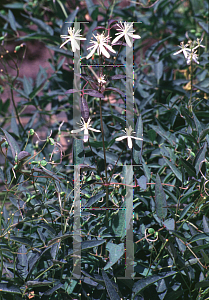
[98,75,106,84]
[71,117,101,142]
[186,49,199,65]
[60,27,86,52]
[193,37,205,51]
[86,33,116,59]
[111,21,141,47]
[173,41,191,59]
[115,125,143,149]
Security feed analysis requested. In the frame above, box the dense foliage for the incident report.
[0,0,209,299]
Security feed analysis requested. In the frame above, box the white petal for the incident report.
[125,33,132,47]
[111,33,124,45]
[71,39,80,52]
[115,136,127,142]
[127,137,133,149]
[131,136,143,141]
[128,33,141,40]
[99,44,110,58]
[86,45,98,59]
[71,128,83,133]
[89,128,101,133]
[105,44,116,53]
[60,39,71,48]
[173,49,183,55]
[83,128,89,142]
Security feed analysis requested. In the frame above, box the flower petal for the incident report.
[127,136,133,149]
[71,128,83,134]
[112,33,124,45]
[115,136,127,142]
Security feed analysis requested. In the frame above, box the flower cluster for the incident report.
[60,22,142,147]
[173,38,205,65]
[60,22,141,58]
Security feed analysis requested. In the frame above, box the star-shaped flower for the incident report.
[86,33,116,59]
[115,125,143,149]
[71,117,101,142]
[60,27,86,52]
[173,41,191,59]
[193,37,205,51]
[111,21,141,47]
[186,49,199,65]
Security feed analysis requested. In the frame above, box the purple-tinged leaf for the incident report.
[109,74,126,80]
[93,26,107,31]
[17,151,31,162]
[80,97,89,122]
[84,89,104,98]
[105,87,125,97]
[155,174,167,220]
[65,89,80,94]
[108,19,118,27]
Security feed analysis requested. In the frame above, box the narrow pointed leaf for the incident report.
[1,128,20,159]
[132,271,176,299]
[179,158,196,177]
[84,191,106,207]
[133,115,143,164]
[163,157,182,182]
[155,174,167,220]
[9,236,32,247]
[73,138,84,165]
[16,245,28,280]
[0,283,21,294]
[194,142,207,175]
[102,270,120,300]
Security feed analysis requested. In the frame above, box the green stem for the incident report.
[189,62,193,113]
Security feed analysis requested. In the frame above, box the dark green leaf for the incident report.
[84,191,106,207]
[44,282,63,295]
[81,239,106,250]
[73,138,84,165]
[155,174,167,220]
[0,283,21,294]
[163,157,182,182]
[179,203,194,220]
[102,270,120,300]
[8,10,17,31]
[133,115,143,164]
[154,60,163,82]
[179,158,196,178]
[132,271,176,299]
[189,233,209,243]
[17,245,28,280]
[104,242,124,270]
[1,128,20,159]
[194,142,207,175]
[9,236,32,247]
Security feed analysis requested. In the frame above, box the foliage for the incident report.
[0,0,209,299]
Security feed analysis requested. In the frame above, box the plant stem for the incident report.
[189,62,193,113]
[99,98,109,209]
